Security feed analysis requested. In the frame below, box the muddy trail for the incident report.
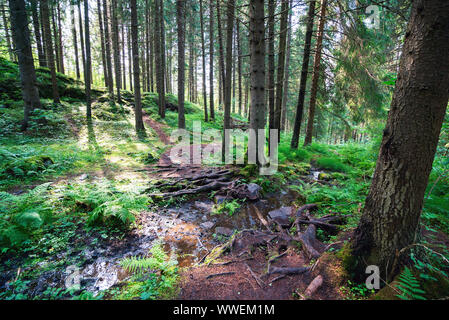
[0,115,348,300]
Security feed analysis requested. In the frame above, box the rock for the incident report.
[318,172,330,181]
[79,173,88,180]
[194,201,214,212]
[246,183,262,200]
[215,227,233,237]
[200,221,215,230]
[268,207,293,227]
[214,195,227,204]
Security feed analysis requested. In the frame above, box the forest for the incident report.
[0,0,448,302]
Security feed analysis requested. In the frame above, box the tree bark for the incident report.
[30,0,45,67]
[351,0,449,282]
[56,1,64,74]
[2,2,15,61]
[51,4,60,73]
[216,0,225,109]
[97,0,108,87]
[267,0,275,133]
[200,0,208,122]
[8,0,41,130]
[71,2,80,79]
[237,19,242,116]
[209,0,215,120]
[130,0,144,133]
[280,0,292,132]
[290,0,316,148]
[274,0,289,135]
[160,0,166,116]
[111,0,121,102]
[303,0,327,146]
[40,0,59,103]
[103,0,114,98]
[78,1,86,81]
[84,0,92,120]
[249,0,265,166]
[128,23,132,92]
[176,0,185,129]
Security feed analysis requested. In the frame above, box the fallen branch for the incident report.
[245,263,265,288]
[206,272,235,280]
[267,266,310,276]
[303,275,323,298]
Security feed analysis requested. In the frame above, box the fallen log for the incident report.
[296,225,322,260]
[150,180,232,198]
[304,275,323,298]
[267,266,310,276]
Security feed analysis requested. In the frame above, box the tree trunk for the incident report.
[154,0,164,117]
[290,0,316,148]
[216,0,225,109]
[103,0,113,98]
[40,0,59,103]
[304,0,327,146]
[274,0,289,135]
[249,0,265,166]
[130,0,144,133]
[160,0,166,117]
[128,23,132,92]
[9,0,41,130]
[281,0,292,132]
[176,0,185,129]
[51,4,60,73]
[84,0,91,120]
[267,0,275,133]
[2,2,15,61]
[237,19,242,116]
[57,1,64,74]
[78,1,86,82]
[351,0,449,283]
[111,0,121,102]
[30,0,45,67]
[121,21,126,91]
[97,0,108,87]
[199,0,208,122]
[209,0,215,121]
[71,2,80,79]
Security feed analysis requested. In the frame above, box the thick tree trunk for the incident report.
[51,4,60,73]
[130,0,144,133]
[351,0,449,282]
[84,0,91,120]
[71,3,80,79]
[160,0,166,117]
[9,0,41,130]
[304,0,327,146]
[249,0,265,166]
[154,0,164,117]
[40,0,59,103]
[97,0,108,88]
[274,0,289,135]
[30,0,45,67]
[290,0,316,148]
[103,0,114,98]
[176,0,185,129]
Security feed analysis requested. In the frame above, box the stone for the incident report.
[194,201,214,212]
[268,207,293,227]
[246,183,262,200]
[214,195,227,204]
[215,227,233,237]
[200,221,215,230]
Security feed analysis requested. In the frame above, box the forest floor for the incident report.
[1,60,448,300]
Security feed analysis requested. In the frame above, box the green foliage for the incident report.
[212,199,241,216]
[396,267,426,300]
[316,156,349,173]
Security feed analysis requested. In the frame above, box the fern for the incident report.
[396,267,426,300]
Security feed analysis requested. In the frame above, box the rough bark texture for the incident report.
[267,0,275,132]
[249,0,265,166]
[351,0,449,282]
[177,0,186,129]
[8,0,41,130]
[40,0,59,103]
[290,0,315,149]
[304,0,327,146]
[130,0,144,133]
